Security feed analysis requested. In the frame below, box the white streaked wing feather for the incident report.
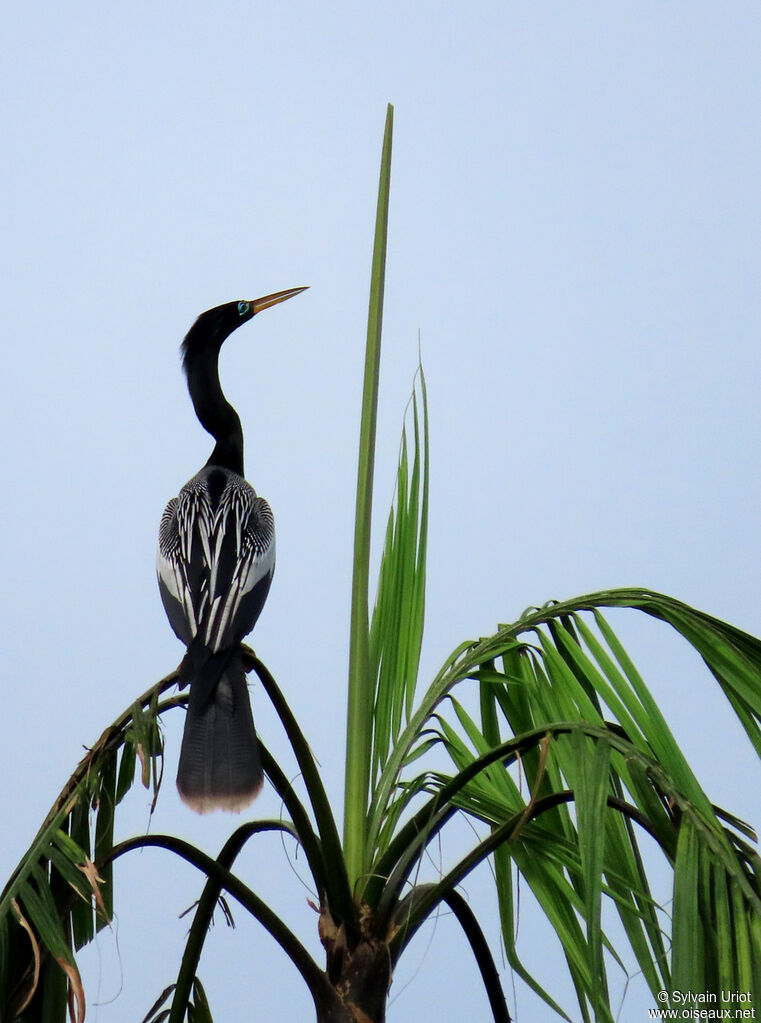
[157,497,199,637]
[158,471,274,652]
[211,537,275,646]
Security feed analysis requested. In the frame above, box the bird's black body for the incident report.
[157,289,305,813]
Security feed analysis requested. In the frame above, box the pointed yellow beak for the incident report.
[251,286,309,315]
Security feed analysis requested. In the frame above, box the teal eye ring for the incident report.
[237,301,250,316]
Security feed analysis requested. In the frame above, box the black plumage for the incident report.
[157,288,306,812]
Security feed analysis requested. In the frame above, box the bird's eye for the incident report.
[237,301,250,316]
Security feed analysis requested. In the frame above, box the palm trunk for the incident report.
[315,913,391,1023]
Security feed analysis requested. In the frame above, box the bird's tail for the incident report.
[177,646,263,813]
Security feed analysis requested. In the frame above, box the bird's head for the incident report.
[182,287,308,366]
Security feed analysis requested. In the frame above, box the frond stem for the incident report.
[107,834,328,1005]
[388,792,664,959]
[245,652,357,938]
[168,820,300,1023]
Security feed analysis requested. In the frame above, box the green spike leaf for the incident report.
[344,102,394,886]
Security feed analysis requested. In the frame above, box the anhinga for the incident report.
[157,287,306,813]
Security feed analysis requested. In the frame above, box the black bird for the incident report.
[157,288,306,813]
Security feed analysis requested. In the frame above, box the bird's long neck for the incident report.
[185,345,245,476]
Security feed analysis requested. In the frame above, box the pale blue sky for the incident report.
[2,3,760,1020]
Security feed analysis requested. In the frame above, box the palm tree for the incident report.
[1,105,760,1023]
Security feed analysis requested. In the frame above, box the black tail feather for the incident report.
[177,648,263,813]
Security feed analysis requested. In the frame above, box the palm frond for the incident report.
[369,588,761,862]
[415,602,761,1017]
[344,102,394,885]
[369,367,428,791]
[0,672,173,1018]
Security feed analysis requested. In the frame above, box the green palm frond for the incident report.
[370,590,761,852]
[0,673,171,1019]
[344,103,394,885]
[415,604,761,1017]
[369,368,428,790]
